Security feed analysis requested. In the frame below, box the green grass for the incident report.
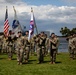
[0,53,76,75]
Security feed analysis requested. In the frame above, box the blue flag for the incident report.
[12,6,22,36]
[12,20,20,29]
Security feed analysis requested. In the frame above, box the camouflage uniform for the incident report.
[24,35,30,63]
[50,36,57,64]
[30,36,35,55]
[56,37,59,54]
[68,37,74,59]
[0,36,3,53]
[7,34,14,60]
[1,35,8,53]
[45,37,49,56]
[72,36,76,59]
[35,35,41,63]
[40,36,46,57]
[36,35,46,63]
[16,35,24,65]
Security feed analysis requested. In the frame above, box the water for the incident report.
[58,37,68,52]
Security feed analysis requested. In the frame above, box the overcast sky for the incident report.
[0,0,76,35]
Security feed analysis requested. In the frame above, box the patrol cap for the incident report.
[9,30,12,33]
[18,31,22,33]
[51,33,55,36]
[25,31,29,33]
[41,31,44,34]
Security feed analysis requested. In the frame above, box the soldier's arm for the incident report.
[50,38,57,46]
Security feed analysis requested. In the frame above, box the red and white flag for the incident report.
[4,6,10,36]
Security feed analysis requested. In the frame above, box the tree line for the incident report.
[60,27,76,36]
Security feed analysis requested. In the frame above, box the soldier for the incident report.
[55,35,59,54]
[36,32,46,63]
[72,33,76,59]
[49,33,57,64]
[68,35,74,59]
[24,31,30,63]
[7,30,14,60]
[40,32,46,62]
[0,35,3,53]
[35,34,42,63]
[30,35,36,55]
[1,34,8,53]
[16,31,24,65]
[45,34,49,56]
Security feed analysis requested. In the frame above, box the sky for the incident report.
[0,0,76,35]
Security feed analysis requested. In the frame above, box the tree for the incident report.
[60,27,76,36]
[60,27,70,36]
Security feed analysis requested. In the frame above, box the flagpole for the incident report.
[13,6,17,20]
[35,21,38,35]
[31,7,38,35]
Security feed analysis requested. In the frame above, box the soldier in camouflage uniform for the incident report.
[68,35,74,59]
[49,33,57,64]
[45,34,49,56]
[16,31,24,65]
[30,35,36,55]
[24,31,30,63]
[36,32,46,63]
[1,35,8,53]
[0,35,3,53]
[7,30,14,60]
[55,35,59,54]
[40,32,46,58]
[72,33,76,59]
[35,34,42,63]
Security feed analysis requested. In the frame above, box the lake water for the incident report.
[58,37,68,52]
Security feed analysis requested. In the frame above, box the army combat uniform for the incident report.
[36,35,46,63]
[24,35,30,63]
[1,35,8,53]
[45,37,49,56]
[68,37,74,59]
[49,37,57,64]
[56,37,59,54]
[30,36,35,55]
[0,36,3,53]
[7,34,14,60]
[16,35,24,65]
[72,36,76,59]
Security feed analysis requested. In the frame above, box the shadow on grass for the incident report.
[12,58,17,60]
[22,59,36,65]
[55,61,62,64]
[0,58,5,60]
[43,61,62,64]
[29,59,36,63]
[43,60,50,63]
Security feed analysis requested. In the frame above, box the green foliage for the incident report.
[60,27,76,36]
[0,53,76,75]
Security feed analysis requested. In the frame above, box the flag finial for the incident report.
[6,6,7,9]
[13,6,16,12]
[13,6,14,9]
[31,7,33,12]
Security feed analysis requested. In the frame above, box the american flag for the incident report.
[4,6,9,36]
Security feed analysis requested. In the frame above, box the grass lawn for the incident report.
[0,53,76,75]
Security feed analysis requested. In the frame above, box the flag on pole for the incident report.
[28,7,35,40]
[4,6,10,36]
[12,6,22,36]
